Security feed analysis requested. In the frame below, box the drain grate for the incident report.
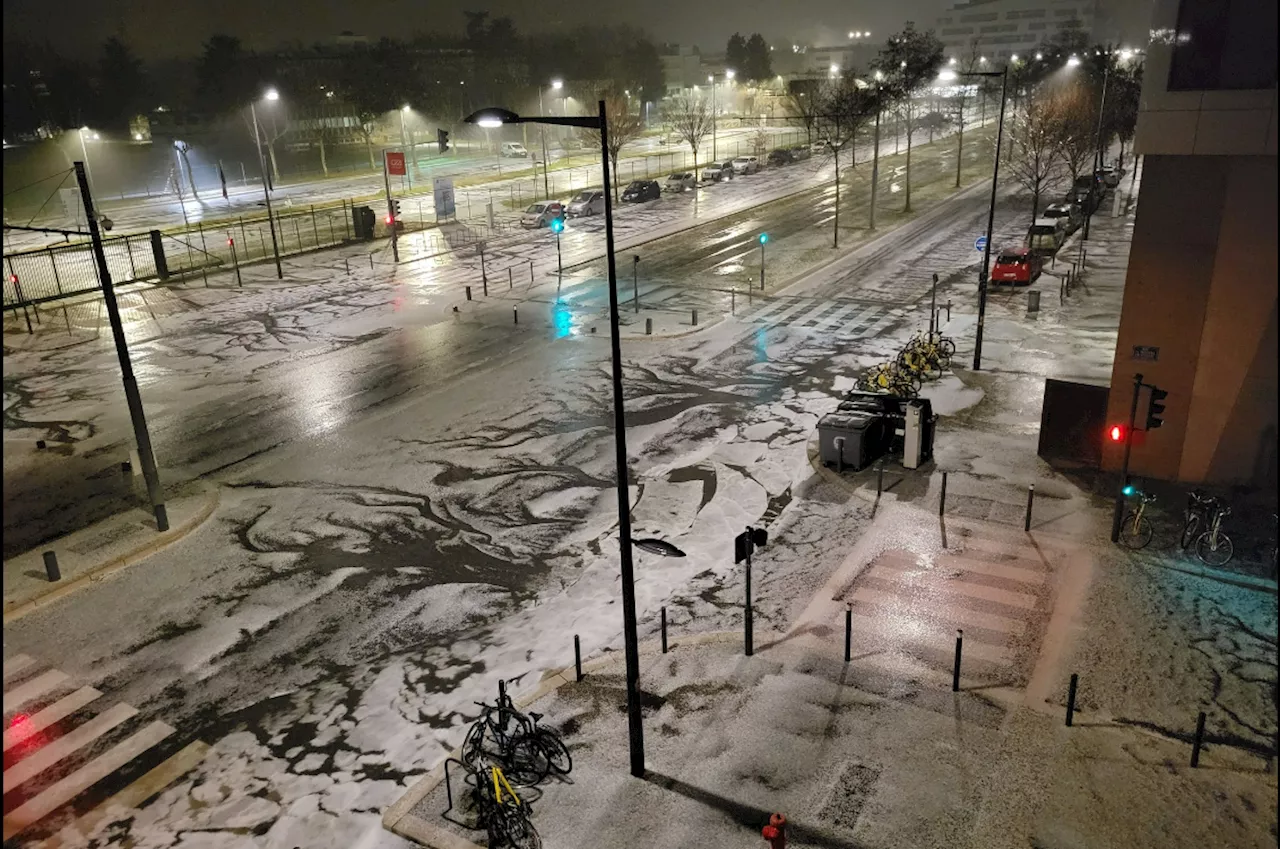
[816,760,881,832]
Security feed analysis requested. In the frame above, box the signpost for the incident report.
[383,152,400,262]
[734,526,768,656]
[974,235,987,252]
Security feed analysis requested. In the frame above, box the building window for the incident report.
[1168,0,1278,90]
[1027,22,1047,30]
[959,12,999,22]
[942,27,976,35]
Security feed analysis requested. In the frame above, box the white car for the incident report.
[731,156,760,175]
[566,190,605,217]
[664,172,696,192]
[501,142,529,158]
[520,201,566,229]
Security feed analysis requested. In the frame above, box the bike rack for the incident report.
[442,757,477,827]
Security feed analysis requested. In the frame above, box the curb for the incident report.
[2,486,221,625]
[382,631,741,848]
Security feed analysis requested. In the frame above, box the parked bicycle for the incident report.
[462,686,572,786]
[856,362,920,397]
[1118,486,1156,549]
[1192,502,1233,567]
[1179,489,1218,550]
[897,331,954,376]
[469,764,541,849]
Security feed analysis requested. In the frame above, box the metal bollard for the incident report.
[513,307,518,325]
[529,259,534,282]
[42,550,61,582]
[345,257,350,275]
[370,255,374,270]
[1190,711,1206,767]
[1065,673,1079,726]
[946,299,952,322]
[834,437,845,473]
[661,607,668,654]
[1027,290,1040,314]
[1025,484,1035,532]
[508,267,513,289]
[731,290,736,314]
[691,308,698,326]
[645,318,652,335]
[36,440,46,450]
[844,603,852,662]
[876,464,884,497]
[574,634,583,682]
[939,471,948,516]
[952,629,963,691]
[465,286,472,301]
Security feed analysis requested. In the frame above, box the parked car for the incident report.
[566,190,605,217]
[521,201,566,228]
[789,145,812,161]
[767,148,794,167]
[719,160,737,179]
[621,180,661,203]
[990,246,1043,285]
[702,163,730,182]
[1042,202,1083,234]
[557,137,584,152]
[1096,164,1124,187]
[1027,217,1067,256]
[502,142,530,158]
[1065,185,1102,213]
[664,172,696,192]
[810,139,831,154]
[731,156,760,175]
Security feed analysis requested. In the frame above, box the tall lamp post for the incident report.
[1082,60,1111,242]
[77,127,99,199]
[536,80,562,199]
[945,65,1008,371]
[249,89,284,279]
[708,69,734,162]
[466,102,686,780]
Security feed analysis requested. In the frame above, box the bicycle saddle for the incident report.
[529,712,543,722]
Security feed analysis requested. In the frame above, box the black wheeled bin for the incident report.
[818,412,886,472]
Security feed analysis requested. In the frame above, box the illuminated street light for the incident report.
[402,104,410,112]
[726,69,735,79]
[938,69,958,82]
[1011,54,1019,62]
[551,79,563,90]
[830,64,840,75]
[874,70,884,80]
[1067,55,1081,67]
[1035,52,1044,60]
[265,88,280,101]
[949,57,957,65]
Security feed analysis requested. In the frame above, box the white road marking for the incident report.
[850,587,1027,635]
[3,670,69,715]
[4,687,103,752]
[3,703,138,793]
[3,655,35,683]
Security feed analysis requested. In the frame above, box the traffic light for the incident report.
[387,199,401,226]
[549,216,564,234]
[1108,424,1125,443]
[759,232,769,245]
[1145,386,1168,430]
[437,128,450,154]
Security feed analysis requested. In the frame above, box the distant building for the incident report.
[772,42,883,79]
[935,0,1097,60]
[1101,0,1276,485]
[661,46,704,96]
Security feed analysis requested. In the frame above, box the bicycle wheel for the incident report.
[938,337,956,357]
[461,722,487,768]
[1178,514,1200,550]
[535,730,572,775]
[492,806,542,849]
[1194,532,1234,567]
[504,736,551,786]
[1118,513,1152,550]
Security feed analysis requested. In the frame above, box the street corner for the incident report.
[607,307,725,341]
[3,484,221,624]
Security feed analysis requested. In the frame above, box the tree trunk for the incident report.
[954,104,965,188]
[1031,187,1040,228]
[904,103,914,213]
[267,141,280,186]
[319,135,329,178]
[610,152,620,202]
[365,137,376,170]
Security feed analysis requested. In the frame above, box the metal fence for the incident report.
[3,233,158,306]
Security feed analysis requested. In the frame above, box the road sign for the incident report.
[386,151,406,176]
[433,177,456,218]
[974,236,987,252]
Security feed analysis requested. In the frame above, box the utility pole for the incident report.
[972,66,1008,372]
[250,102,283,279]
[832,121,841,248]
[1083,64,1110,242]
[868,95,882,231]
[74,162,168,532]
[1110,373,1144,542]
[383,151,399,262]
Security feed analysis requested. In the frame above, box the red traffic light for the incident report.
[227,238,235,246]
[1108,425,1125,442]
[385,215,395,225]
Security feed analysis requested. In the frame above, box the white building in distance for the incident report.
[935,0,1097,60]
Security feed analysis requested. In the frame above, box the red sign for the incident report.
[386,151,406,176]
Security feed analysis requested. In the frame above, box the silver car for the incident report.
[664,172,696,192]
[566,190,604,217]
[731,156,760,175]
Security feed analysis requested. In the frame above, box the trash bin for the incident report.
[352,206,375,241]
[1027,290,1041,313]
[818,412,885,472]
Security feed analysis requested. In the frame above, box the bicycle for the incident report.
[1118,487,1156,549]
[470,765,542,849]
[856,362,920,397]
[1179,489,1218,550]
[1192,502,1233,567]
[463,700,551,785]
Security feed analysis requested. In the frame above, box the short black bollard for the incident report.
[528,260,534,282]
[731,290,736,314]
[465,286,472,301]
[844,603,852,662]
[1065,673,1078,726]
[345,257,350,276]
[1025,484,1035,532]
[36,440,46,450]
[121,461,132,474]
[574,635,583,682]
[508,267,513,289]
[370,255,374,271]
[42,550,61,582]
[946,299,952,322]
[645,318,652,335]
[876,464,884,497]
[939,471,948,516]
[513,307,518,325]
[1190,711,1206,767]
[661,607,668,654]
[691,308,698,326]
[482,276,488,297]
[952,629,963,691]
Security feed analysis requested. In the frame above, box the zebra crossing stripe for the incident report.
[4,687,103,753]
[826,304,885,335]
[4,670,69,715]
[3,720,175,842]
[38,740,209,849]
[846,612,1013,665]
[794,301,843,328]
[740,296,799,323]
[850,586,1027,635]
[3,702,138,793]
[3,655,35,683]
[765,299,822,326]
[866,565,1040,610]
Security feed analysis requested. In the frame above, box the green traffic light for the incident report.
[759,233,769,244]
[1123,485,1135,496]
[550,218,564,234]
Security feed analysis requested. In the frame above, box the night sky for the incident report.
[3,0,1152,59]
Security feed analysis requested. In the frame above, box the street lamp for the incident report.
[249,89,284,278]
[77,127,97,198]
[953,66,1009,371]
[536,81,562,199]
[400,105,415,190]
[466,101,686,780]
[709,70,734,161]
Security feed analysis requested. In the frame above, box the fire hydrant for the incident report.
[762,813,787,849]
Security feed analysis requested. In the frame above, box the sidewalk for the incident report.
[2,485,218,623]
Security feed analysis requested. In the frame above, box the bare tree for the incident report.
[576,91,645,200]
[664,94,713,172]
[1007,89,1067,225]
[244,100,290,187]
[816,74,879,247]
[950,36,983,187]
[784,79,823,144]
[874,22,946,213]
[1052,82,1096,181]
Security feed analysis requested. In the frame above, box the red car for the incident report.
[991,246,1042,285]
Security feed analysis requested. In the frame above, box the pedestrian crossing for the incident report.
[2,654,208,845]
[737,296,906,338]
[840,530,1066,688]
